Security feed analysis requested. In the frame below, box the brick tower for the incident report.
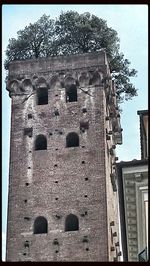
[6,52,122,261]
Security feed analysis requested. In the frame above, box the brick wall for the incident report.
[6,52,121,261]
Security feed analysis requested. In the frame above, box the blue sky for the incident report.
[2,4,148,261]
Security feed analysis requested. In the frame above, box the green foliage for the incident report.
[55,11,120,57]
[4,11,138,102]
[4,15,55,69]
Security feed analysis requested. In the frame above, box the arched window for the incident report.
[37,87,48,105]
[35,135,47,150]
[66,132,79,148]
[89,72,101,86]
[65,214,79,232]
[34,216,48,234]
[66,85,77,102]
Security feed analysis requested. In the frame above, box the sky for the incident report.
[2,4,148,261]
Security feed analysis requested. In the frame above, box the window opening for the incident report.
[55,215,61,219]
[37,87,48,105]
[35,135,47,150]
[34,216,48,234]
[24,241,29,248]
[24,127,33,137]
[66,132,79,148]
[110,221,115,226]
[89,72,100,85]
[82,236,88,243]
[82,108,87,113]
[106,135,111,140]
[81,211,88,217]
[65,214,79,231]
[54,109,59,116]
[24,217,30,221]
[80,121,89,130]
[113,232,117,237]
[111,247,115,251]
[53,239,59,245]
[28,114,32,119]
[66,85,77,102]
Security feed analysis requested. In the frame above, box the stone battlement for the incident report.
[8,51,109,75]
[7,52,111,98]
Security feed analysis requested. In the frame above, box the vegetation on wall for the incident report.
[4,12,138,103]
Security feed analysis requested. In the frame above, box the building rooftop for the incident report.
[117,158,148,169]
[137,110,148,116]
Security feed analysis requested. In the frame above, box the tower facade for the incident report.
[6,52,122,261]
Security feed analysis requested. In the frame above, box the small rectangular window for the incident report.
[28,114,32,119]
[24,127,33,137]
[66,85,77,102]
[37,88,48,105]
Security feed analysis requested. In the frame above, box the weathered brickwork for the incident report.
[6,52,122,261]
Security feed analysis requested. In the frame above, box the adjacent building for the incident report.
[6,52,122,261]
[137,110,148,159]
[117,110,148,261]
